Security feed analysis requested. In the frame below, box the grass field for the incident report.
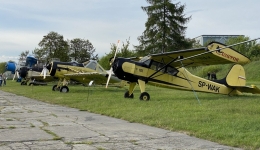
[1,80,260,149]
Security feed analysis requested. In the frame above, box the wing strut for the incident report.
[179,60,201,105]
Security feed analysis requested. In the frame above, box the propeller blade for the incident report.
[43,66,48,79]
[17,71,20,78]
[43,68,46,79]
[40,65,48,79]
[12,71,17,80]
[105,68,113,88]
[106,40,120,88]
[13,70,20,80]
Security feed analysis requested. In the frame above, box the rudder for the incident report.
[226,64,246,86]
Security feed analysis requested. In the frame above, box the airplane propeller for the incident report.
[40,61,49,79]
[106,40,121,88]
[12,69,20,81]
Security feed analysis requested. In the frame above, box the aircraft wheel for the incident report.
[139,92,150,101]
[21,81,27,85]
[60,86,69,93]
[124,91,134,99]
[52,85,60,91]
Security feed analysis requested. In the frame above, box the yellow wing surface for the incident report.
[64,72,120,85]
[58,65,121,85]
[149,42,250,68]
[31,75,56,82]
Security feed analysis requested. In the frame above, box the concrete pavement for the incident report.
[0,90,240,150]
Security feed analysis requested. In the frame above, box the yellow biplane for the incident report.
[106,40,260,101]
[45,60,121,92]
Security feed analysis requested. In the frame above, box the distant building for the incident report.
[194,35,244,46]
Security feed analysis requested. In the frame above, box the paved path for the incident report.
[0,90,240,150]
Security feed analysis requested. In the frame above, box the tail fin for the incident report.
[215,64,260,94]
[225,64,246,86]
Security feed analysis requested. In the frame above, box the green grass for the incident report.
[1,80,260,149]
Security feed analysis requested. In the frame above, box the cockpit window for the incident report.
[149,60,178,75]
[166,66,178,76]
[150,61,165,72]
[85,61,96,70]
[98,66,104,73]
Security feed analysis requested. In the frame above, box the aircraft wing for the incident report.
[64,72,120,85]
[30,75,56,82]
[149,42,250,68]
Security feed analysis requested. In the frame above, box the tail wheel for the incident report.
[124,91,134,99]
[139,92,150,101]
[52,85,60,91]
[60,86,69,93]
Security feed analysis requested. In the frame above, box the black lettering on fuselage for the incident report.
[198,81,220,93]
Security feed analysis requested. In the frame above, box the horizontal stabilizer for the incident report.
[235,85,260,94]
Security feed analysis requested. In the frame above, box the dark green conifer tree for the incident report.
[135,0,192,55]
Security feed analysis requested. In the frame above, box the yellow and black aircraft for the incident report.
[45,60,121,92]
[106,41,260,101]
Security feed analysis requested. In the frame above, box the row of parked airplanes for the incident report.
[5,40,260,100]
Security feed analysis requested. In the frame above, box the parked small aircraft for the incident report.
[15,55,56,85]
[19,66,55,86]
[44,60,121,92]
[106,40,260,101]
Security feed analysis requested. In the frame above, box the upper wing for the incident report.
[150,42,250,68]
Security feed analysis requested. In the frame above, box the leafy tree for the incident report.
[225,36,260,60]
[135,0,192,55]
[18,50,29,62]
[69,38,98,63]
[99,38,136,70]
[0,62,6,73]
[38,31,70,62]
[32,48,47,64]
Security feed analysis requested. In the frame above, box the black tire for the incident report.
[124,91,134,99]
[60,86,69,93]
[21,81,27,85]
[52,85,59,91]
[139,92,150,101]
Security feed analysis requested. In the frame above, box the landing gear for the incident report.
[60,86,69,93]
[52,85,60,91]
[139,92,150,101]
[124,91,134,98]
[21,81,27,85]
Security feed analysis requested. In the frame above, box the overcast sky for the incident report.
[1,0,260,63]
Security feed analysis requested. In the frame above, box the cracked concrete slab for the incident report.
[0,90,241,150]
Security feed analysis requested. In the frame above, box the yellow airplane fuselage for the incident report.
[122,62,241,95]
